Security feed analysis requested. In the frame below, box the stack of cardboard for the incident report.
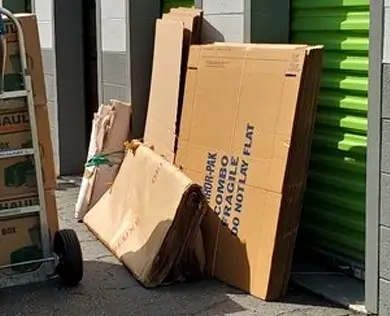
[85,7,324,301]
[175,43,323,300]
[84,8,208,287]
[144,8,323,300]
[84,141,207,287]
[0,14,58,267]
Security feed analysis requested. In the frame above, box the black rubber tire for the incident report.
[54,229,84,287]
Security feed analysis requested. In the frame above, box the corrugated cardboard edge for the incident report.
[266,45,324,299]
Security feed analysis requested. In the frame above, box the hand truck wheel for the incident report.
[54,229,84,286]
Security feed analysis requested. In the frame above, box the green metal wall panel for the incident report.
[291,0,369,265]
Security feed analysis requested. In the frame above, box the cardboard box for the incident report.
[0,190,59,244]
[176,43,323,300]
[3,13,46,105]
[0,105,57,196]
[0,214,41,267]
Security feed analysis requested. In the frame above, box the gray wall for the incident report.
[54,0,87,175]
[33,0,60,174]
[99,0,131,104]
[98,0,160,139]
[199,0,249,43]
[42,49,58,174]
[196,0,289,44]
[50,0,161,175]
[379,0,390,313]
[129,0,161,139]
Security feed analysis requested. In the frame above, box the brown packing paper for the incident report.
[89,99,132,208]
[3,14,46,105]
[74,99,132,221]
[176,43,323,300]
[84,142,207,287]
[0,190,59,244]
[0,104,57,197]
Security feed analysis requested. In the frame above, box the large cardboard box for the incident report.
[0,105,57,196]
[0,214,41,267]
[3,13,46,105]
[176,43,323,300]
[0,190,59,244]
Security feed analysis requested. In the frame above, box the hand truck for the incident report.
[0,7,83,289]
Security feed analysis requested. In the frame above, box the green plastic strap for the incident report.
[85,150,123,168]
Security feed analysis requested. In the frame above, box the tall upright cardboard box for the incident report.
[176,43,323,300]
[0,14,58,241]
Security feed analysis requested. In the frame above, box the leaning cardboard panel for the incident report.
[75,99,132,221]
[143,19,184,164]
[176,43,323,300]
[84,141,207,287]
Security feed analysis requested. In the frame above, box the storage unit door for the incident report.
[291,0,369,273]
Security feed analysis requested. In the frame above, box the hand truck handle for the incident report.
[0,7,29,94]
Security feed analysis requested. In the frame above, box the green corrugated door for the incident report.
[291,0,369,269]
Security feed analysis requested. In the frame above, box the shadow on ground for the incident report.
[0,183,354,316]
[0,259,352,316]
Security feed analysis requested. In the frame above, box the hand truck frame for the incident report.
[0,7,83,289]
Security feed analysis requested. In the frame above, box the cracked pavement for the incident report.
[0,183,358,316]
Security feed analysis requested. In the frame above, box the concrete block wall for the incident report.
[199,0,247,43]
[100,0,131,103]
[197,0,289,44]
[35,0,59,173]
[380,0,390,311]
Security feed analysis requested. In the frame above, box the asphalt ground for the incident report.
[0,183,357,316]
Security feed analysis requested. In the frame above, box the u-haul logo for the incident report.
[0,111,29,133]
[0,196,36,210]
